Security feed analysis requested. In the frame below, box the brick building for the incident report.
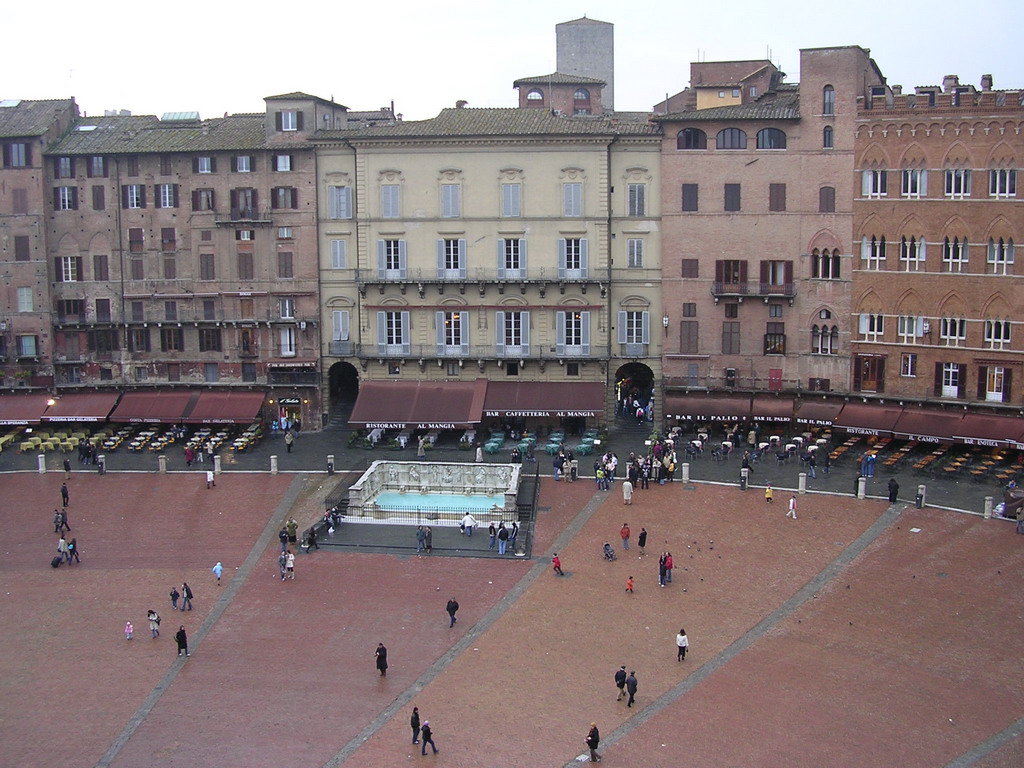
[655,48,885,422]
[850,75,1024,441]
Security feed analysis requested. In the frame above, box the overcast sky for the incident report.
[11,0,1022,121]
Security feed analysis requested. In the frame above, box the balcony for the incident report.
[345,342,602,363]
[355,266,606,299]
[214,209,274,226]
[619,343,649,359]
[711,282,796,299]
[328,340,353,356]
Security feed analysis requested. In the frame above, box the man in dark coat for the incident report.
[375,642,388,676]
[625,671,638,707]
[175,626,189,657]
[585,723,601,762]
[614,665,627,701]
[888,477,900,504]
[446,598,460,627]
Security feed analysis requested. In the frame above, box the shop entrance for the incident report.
[614,363,655,422]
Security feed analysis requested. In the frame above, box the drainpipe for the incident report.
[605,134,619,422]
[112,157,127,386]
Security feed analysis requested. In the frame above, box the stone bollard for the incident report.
[798,472,807,494]
[97,455,106,475]
[327,454,335,475]
[37,454,46,474]
[214,454,222,474]
[158,455,167,473]
[916,484,926,509]
[740,467,749,491]
[681,462,691,483]
[270,455,279,474]
[984,496,993,519]
[857,475,866,499]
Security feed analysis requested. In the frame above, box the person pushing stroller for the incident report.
[603,542,617,561]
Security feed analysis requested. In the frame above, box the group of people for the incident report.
[486,520,519,555]
[183,440,216,466]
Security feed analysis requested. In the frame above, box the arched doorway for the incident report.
[614,362,655,422]
[328,361,360,418]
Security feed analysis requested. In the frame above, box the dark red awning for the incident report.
[664,394,751,421]
[0,393,51,425]
[41,392,120,422]
[109,391,198,423]
[750,394,794,422]
[183,391,266,424]
[833,402,904,436]
[794,399,844,426]
[891,408,964,444]
[483,381,604,418]
[954,412,1024,447]
[349,379,487,429]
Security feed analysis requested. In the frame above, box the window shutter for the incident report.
[458,239,467,278]
[617,311,628,344]
[581,311,591,354]
[557,239,567,278]
[495,311,505,356]
[296,112,304,130]
[209,191,216,210]
[521,311,530,352]
[54,257,62,282]
[76,256,84,280]
[290,188,298,209]
[915,316,925,336]
[862,171,871,196]
[376,312,386,354]
[230,189,238,211]
[250,190,258,213]
[192,190,200,210]
[435,311,445,351]
[977,367,988,399]
[759,261,769,284]
[641,311,651,344]
[496,239,505,279]
[919,239,926,263]
[555,311,566,354]
[377,240,386,277]
[231,156,238,172]
[957,364,967,398]
[715,260,724,282]
[858,314,869,334]
[334,310,349,341]
[784,261,794,284]
[580,239,589,277]
[121,185,129,209]
[436,239,446,279]
[140,186,146,208]
[192,157,200,174]
[275,112,283,131]
[920,171,928,196]
[52,188,60,209]
[1003,368,1012,398]
[460,311,469,355]
[172,185,179,208]
[933,363,943,396]
[519,239,528,274]
[876,359,886,393]
[398,240,407,275]
[739,260,748,283]
[399,310,410,354]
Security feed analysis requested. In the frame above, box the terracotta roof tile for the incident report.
[654,92,800,122]
[0,99,76,139]
[514,72,606,86]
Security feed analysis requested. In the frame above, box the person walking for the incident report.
[552,553,564,576]
[306,527,319,552]
[622,479,633,505]
[888,477,900,504]
[212,562,223,584]
[148,610,161,638]
[60,482,69,508]
[286,518,299,546]
[446,597,459,627]
[180,582,194,611]
[509,521,519,550]
[175,626,189,657]
[614,665,627,700]
[807,454,817,479]
[63,457,72,479]
[57,535,70,564]
[822,451,831,475]
[787,496,798,519]
[205,470,216,489]
[460,513,477,537]
[278,550,288,581]
[416,525,426,553]
[665,552,674,583]
[765,483,774,503]
[658,553,667,588]
[585,723,602,762]
[488,522,497,550]
[676,628,689,661]
[625,575,634,593]
[620,523,631,551]
[410,706,421,744]
[475,443,483,463]
[497,523,510,555]
[52,509,63,534]
[169,586,180,611]
[424,526,433,554]
[284,430,295,453]
[420,720,438,755]
[278,527,289,552]
[637,527,648,556]
[374,642,388,677]
[67,537,80,564]
[285,550,295,579]
[625,671,638,707]
[125,621,133,640]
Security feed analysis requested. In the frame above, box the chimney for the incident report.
[891,85,902,96]
[942,75,960,93]
[455,100,468,109]
[980,74,993,91]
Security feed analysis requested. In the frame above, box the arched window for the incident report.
[716,128,747,149]
[823,85,835,116]
[812,248,841,280]
[811,324,839,354]
[676,128,707,150]
[819,186,836,213]
[526,89,544,103]
[822,125,833,149]
[756,128,787,149]
[574,88,590,101]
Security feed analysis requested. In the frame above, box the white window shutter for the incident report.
[398,240,407,276]
[581,311,591,354]
[557,239,567,278]
[519,239,528,274]
[862,171,870,196]
[641,311,651,344]
[496,239,505,278]
[400,310,411,354]
[858,314,869,334]
[580,239,589,277]
[437,239,446,278]
[861,236,869,260]
[377,240,386,277]
[521,311,530,353]
[458,239,467,278]
[555,311,566,354]
[916,316,925,337]
[920,170,928,196]
[436,311,445,351]
[618,311,628,344]
[495,311,505,356]
[459,311,469,354]
[331,239,347,269]
[377,312,387,353]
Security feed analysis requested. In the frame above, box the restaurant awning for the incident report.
[794,399,844,426]
[750,394,794,422]
[109,391,199,423]
[0,393,52,425]
[483,381,604,418]
[833,402,904,436]
[892,408,965,443]
[41,392,121,422]
[664,394,751,421]
[349,379,488,429]
[182,391,266,424]
[954,412,1024,447]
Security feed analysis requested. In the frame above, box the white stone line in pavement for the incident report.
[944,716,1024,768]
[93,474,312,768]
